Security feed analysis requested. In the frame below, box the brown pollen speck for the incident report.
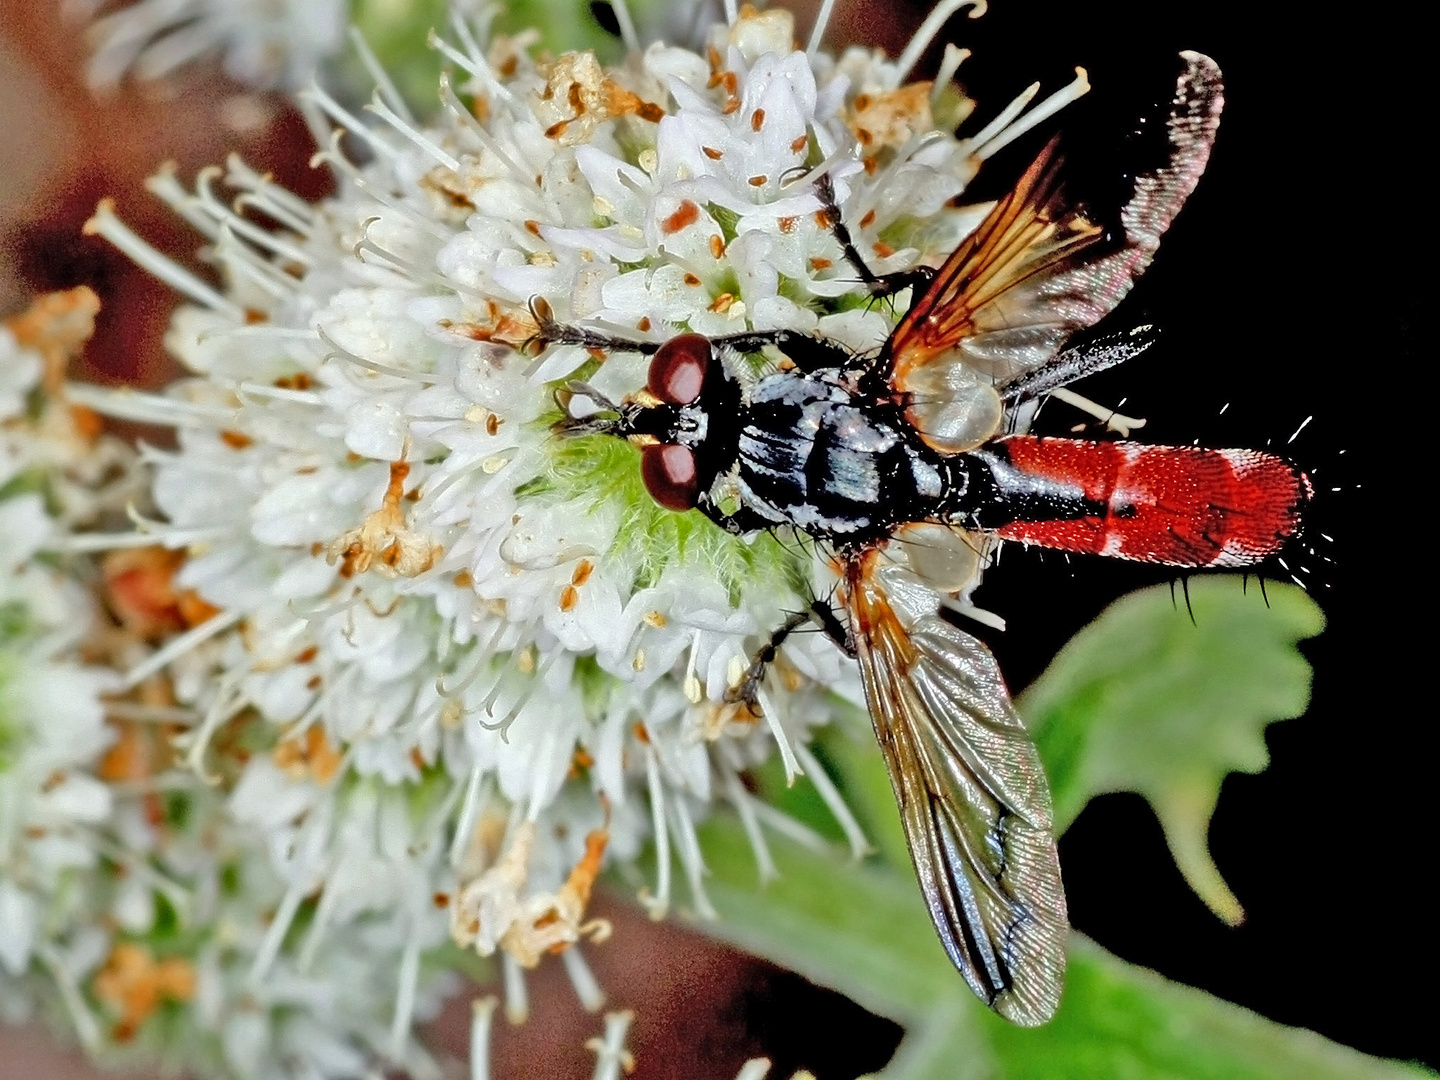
[661,199,701,234]
[751,108,766,131]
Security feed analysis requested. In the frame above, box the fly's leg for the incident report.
[532,297,850,372]
[694,494,776,536]
[815,173,935,301]
[1001,325,1158,435]
[527,296,660,355]
[709,328,855,373]
[727,598,853,713]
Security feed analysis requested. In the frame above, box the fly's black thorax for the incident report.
[727,369,960,543]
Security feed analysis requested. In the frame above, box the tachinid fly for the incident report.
[538,52,1308,1025]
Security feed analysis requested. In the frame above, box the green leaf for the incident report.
[1018,576,1324,924]
[495,0,620,57]
[689,815,1430,1080]
[349,0,620,111]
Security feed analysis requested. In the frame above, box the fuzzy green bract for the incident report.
[535,430,812,601]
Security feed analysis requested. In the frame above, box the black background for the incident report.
[848,0,1430,1069]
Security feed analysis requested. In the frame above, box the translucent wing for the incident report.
[889,53,1223,451]
[842,550,1067,1025]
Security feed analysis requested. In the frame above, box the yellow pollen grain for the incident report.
[517,644,537,674]
[632,648,646,672]
[643,610,667,628]
[440,699,464,728]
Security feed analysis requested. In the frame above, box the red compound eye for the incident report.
[640,444,701,511]
[648,334,711,405]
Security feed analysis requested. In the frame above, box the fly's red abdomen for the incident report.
[989,436,1311,567]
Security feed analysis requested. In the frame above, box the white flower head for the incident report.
[0,292,127,1010]
[68,0,351,93]
[73,0,1088,1053]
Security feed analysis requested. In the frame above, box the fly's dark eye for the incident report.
[648,334,711,405]
[640,443,701,511]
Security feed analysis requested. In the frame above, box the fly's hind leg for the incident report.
[727,598,854,714]
[815,174,935,302]
[1000,325,1159,436]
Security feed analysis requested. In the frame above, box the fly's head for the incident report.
[555,333,732,512]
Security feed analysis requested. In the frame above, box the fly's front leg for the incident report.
[695,493,774,536]
[527,296,660,355]
[727,598,854,714]
[815,174,935,302]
